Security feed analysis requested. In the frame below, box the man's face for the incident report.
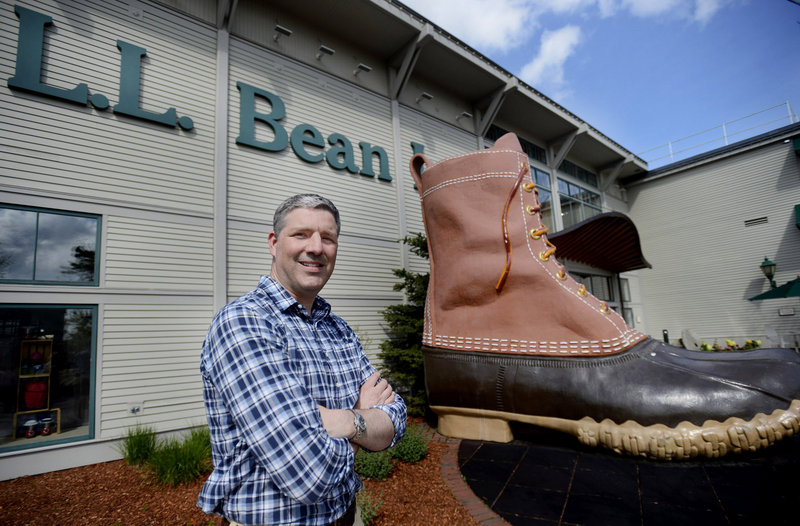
[268,207,338,309]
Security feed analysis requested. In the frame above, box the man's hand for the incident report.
[317,372,398,451]
[354,371,395,410]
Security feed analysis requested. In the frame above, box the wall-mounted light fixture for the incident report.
[416,92,433,104]
[317,45,335,59]
[354,63,372,76]
[273,25,292,42]
[456,111,473,121]
[760,256,777,289]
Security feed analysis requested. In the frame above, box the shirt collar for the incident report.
[258,275,331,319]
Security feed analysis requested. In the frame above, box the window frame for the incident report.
[0,303,98,453]
[0,204,101,286]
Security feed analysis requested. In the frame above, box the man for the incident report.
[197,194,407,525]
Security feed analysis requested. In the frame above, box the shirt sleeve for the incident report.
[356,334,407,449]
[203,303,354,504]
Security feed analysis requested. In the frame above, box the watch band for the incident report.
[350,409,366,441]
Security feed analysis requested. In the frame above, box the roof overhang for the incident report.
[548,212,651,273]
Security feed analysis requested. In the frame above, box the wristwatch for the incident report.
[350,409,366,441]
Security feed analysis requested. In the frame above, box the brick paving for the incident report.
[432,431,512,526]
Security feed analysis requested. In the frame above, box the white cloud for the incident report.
[400,0,536,53]
[619,0,725,23]
[693,0,724,24]
[518,25,583,97]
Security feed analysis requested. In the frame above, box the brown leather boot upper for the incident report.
[410,133,646,356]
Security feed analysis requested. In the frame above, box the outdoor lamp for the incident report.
[760,256,777,289]
[316,45,335,59]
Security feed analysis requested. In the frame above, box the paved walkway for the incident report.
[439,425,800,526]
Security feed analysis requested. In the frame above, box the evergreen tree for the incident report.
[378,233,429,416]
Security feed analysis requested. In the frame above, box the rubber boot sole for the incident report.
[430,400,800,460]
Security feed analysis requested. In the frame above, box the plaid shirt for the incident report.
[197,276,406,525]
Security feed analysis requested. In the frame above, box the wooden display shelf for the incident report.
[12,408,61,439]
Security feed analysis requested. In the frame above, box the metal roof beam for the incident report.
[600,155,633,191]
[548,124,587,170]
[389,24,434,100]
[476,79,517,138]
[217,0,237,30]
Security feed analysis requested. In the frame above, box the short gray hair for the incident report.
[272,194,341,237]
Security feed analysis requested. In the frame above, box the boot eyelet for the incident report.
[578,285,587,296]
[538,251,550,261]
[526,205,540,215]
[557,267,568,280]
[599,302,610,314]
[523,183,535,193]
[530,229,541,240]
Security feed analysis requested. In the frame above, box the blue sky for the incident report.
[400,0,800,167]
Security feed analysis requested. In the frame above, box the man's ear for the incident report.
[268,231,278,257]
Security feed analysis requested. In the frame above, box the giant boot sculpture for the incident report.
[409,132,800,460]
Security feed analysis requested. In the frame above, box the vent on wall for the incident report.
[744,217,768,227]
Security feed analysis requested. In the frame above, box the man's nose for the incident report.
[305,232,323,253]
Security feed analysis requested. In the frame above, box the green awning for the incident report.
[749,276,800,301]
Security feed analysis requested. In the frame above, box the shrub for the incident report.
[147,428,212,486]
[120,424,156,466]
[390,423,428,463]
[354,449,394,481]
[357,489,383,525]
[378,233,429,416]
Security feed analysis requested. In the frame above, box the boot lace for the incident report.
[496,162,529,292]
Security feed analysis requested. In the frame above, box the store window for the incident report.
[558,179,601,229]
[0,205,101,285]
[560,159,598,188]
[0,305,96,451]
[573,273,614,302]
[531,168,553,230]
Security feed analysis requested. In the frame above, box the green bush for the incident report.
[378,234,429,417]
[389,423,428,463]
[354,449,394,481]
[147,427,212,486]
[120,424,157,466]
[357,489,383,525]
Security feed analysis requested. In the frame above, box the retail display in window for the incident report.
[14,337,61,438]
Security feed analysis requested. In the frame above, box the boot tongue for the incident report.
[493,132,523,153]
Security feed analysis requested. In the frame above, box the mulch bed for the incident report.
[0,431,479,525]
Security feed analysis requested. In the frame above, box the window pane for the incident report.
[591,276,613,301]
[560,196,583,229]
[538,189,553,230]
[534,169,550,189]
[584,205,601,220]
[35,214,97,282]
[0,208,36,280]
[0,306,95,451]
[620,278,631,302]
[623,308,635,327]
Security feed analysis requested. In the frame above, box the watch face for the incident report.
[354,411,366,437]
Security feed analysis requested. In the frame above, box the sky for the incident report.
[400,0,800,167]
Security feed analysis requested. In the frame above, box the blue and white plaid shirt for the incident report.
[197,276,406,525]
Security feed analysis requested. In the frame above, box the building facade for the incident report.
[1,0,796,479]
[622,124,800,348]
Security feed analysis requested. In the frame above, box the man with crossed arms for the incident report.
[198,194,406,525]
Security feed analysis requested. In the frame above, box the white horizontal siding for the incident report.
[105,215,214,290]
[226,225,405,300]
[1,0,217,214]
[628,141,800,344]
[100,303,213,437]
[326,298,401,363]
[227,38,401,241]
[398,106,478,237]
